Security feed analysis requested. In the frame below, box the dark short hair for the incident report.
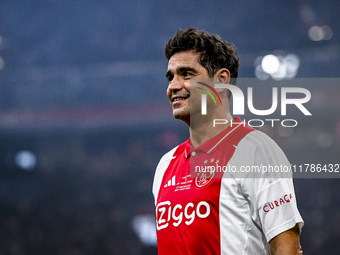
[165,27,240,86]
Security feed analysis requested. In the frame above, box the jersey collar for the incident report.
[184,117,246,159]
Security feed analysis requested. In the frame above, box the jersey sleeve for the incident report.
[255,178,303,242]
[237,131,304,242]
[152,146,178,205]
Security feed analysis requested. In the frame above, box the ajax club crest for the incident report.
[195,170,215,188]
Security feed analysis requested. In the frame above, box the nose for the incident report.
[168,75,183,92]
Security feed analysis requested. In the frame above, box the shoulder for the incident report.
[240,129,279,150]
[228,130,291,188]
[157,146,179,168]
[237,130,288,165]
[155,138,188,168]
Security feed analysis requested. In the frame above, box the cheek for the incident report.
[184,81,191,92]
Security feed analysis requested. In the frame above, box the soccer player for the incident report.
[152,27,303,255]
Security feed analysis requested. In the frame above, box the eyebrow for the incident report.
[165,66,198,78]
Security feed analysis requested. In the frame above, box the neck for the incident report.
[188,108,233,148]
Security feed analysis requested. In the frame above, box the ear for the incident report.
[214,68,230,93]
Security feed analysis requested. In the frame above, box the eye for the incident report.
[183,72,192,78]
[167,75,173,83]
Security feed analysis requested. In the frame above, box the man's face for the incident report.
[166,50,209,122]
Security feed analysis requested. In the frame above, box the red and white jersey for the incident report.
[152,117,303,255]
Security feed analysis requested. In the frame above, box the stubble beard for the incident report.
[173,105,190,120]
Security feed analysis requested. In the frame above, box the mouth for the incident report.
[171,95,190,104]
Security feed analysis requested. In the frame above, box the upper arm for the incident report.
[269,223,303,255]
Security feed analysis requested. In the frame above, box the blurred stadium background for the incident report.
[0,0,339,254]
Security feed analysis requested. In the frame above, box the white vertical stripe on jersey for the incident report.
[152,146,178,204]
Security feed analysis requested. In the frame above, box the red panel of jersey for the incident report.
[155,120,254,255]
